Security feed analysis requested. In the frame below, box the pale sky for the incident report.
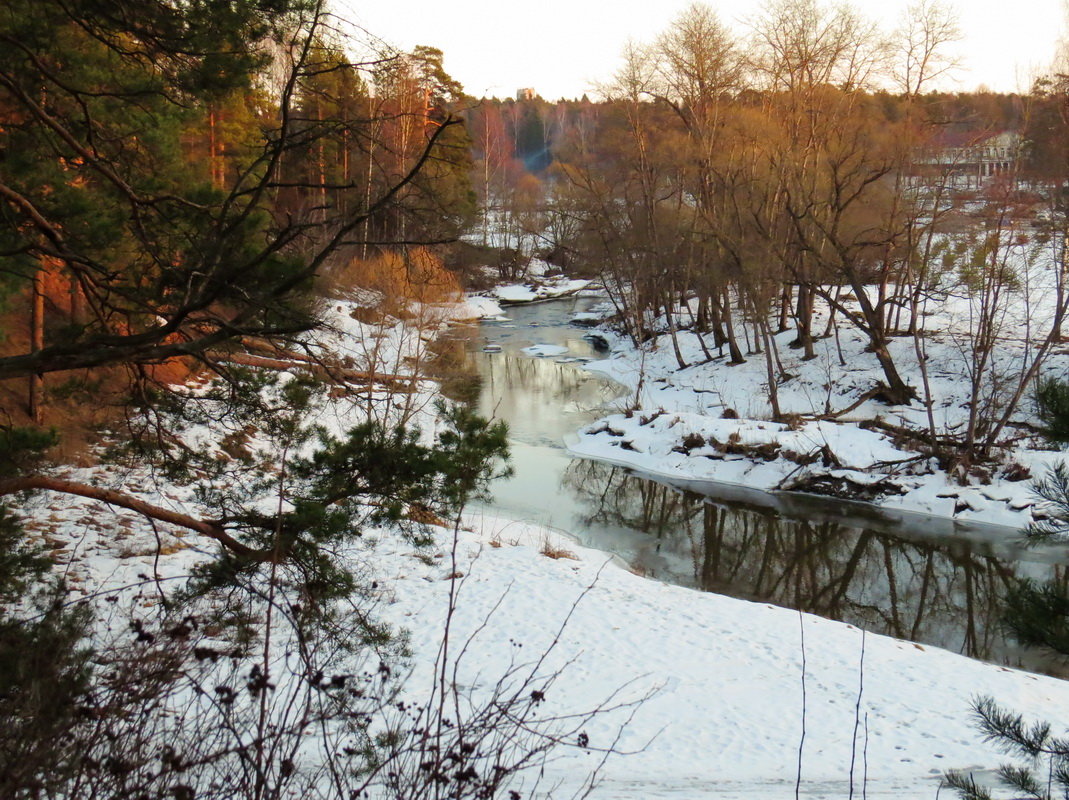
[341,0,1066,100]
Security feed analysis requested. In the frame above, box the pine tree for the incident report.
[0,0,470,386]
[948,463,1069,798]
[0,2,508,794]
[1035,377,1069,445]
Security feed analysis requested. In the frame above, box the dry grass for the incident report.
[538,536,578,561]
[406,503,448,528]
[321,247,461,311]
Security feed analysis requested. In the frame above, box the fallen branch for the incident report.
[210,352,415,392]
[813,388,881,421]
[239,336,320,363]
[857,418,963,451]
[0,475,262,559]
[782,472,907,501]
[866,453,932,471]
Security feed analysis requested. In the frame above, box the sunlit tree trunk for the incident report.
[28,265,44,423]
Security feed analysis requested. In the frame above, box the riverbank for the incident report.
[23,294,1069,799]
[454,275,597,318]
[566,298,1069,531]
[453,295,1069,674]
[37,441,1069,799]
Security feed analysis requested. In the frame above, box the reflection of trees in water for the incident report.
[427,333,610,408]
[480,354,596,397]
[475,355,619,430]
[428,332,483,404]
[430,334,599,407]
[563,459,1066,672]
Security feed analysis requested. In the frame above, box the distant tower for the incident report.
[516,88,535,101]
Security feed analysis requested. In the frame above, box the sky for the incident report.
[341,0,1066,100]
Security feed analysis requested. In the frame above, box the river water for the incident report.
[442,296,1069,677]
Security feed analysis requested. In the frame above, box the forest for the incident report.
[5,0,1069,798]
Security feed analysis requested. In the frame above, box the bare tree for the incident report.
[891,0,961,100]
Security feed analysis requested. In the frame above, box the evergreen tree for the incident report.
[0,2,505,795]
[1035,377,1069,446]
[0,0,470,385]
[948,463,1069,798]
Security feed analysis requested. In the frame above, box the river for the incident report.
[441,295,1069,678]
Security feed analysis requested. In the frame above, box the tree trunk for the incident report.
[693,327,714,362]
[793,284,816,360]
[663,299,688,370]
[28,266,44,423]
[759,318,782,420]
[846,277,915,405]
[209,107,221,189]
[696,293,709,331]
[721,289,745,365]
[869,334,915,405]
[317,95,328,223]
[707,294,727,351]
[68,273,84,326]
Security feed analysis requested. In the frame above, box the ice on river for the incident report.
[522,343,571,357]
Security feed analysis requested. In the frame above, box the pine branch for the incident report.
[1027,463,1069,540]
[974,697,1053,760]
[943,770,994,800]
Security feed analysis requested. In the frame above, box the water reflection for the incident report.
[439,296,623,445]
[449,296,1069,677]
[474,353,619,447]
[562,459,1069,676]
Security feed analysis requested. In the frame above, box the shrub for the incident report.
[1034,377,1069,445]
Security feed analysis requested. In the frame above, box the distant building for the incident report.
[914,130,1022,190]
[516,88,536,101]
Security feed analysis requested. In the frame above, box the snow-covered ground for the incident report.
[19,294,1069,799]
[481,276,594,306]
[453,278,594,320]
[377,513,1069,800]
[32,476,1069,800]
[449,294,506,320]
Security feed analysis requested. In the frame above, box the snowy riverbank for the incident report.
[376,511,1069,800]
[567,298,1069,531]
[456,275,596,317]
[34,464,1069,800]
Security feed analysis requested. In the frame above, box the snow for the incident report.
[491,277,593,304]
[455,282,592,317]
[522,344,571,357]
[20,294,1069,799]
[36,471,1069,800]
[369,512,1067,799]
[569,408,1042,528]
[570,310,605,326]
[450,295,506,320]
[495,284,542,302]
